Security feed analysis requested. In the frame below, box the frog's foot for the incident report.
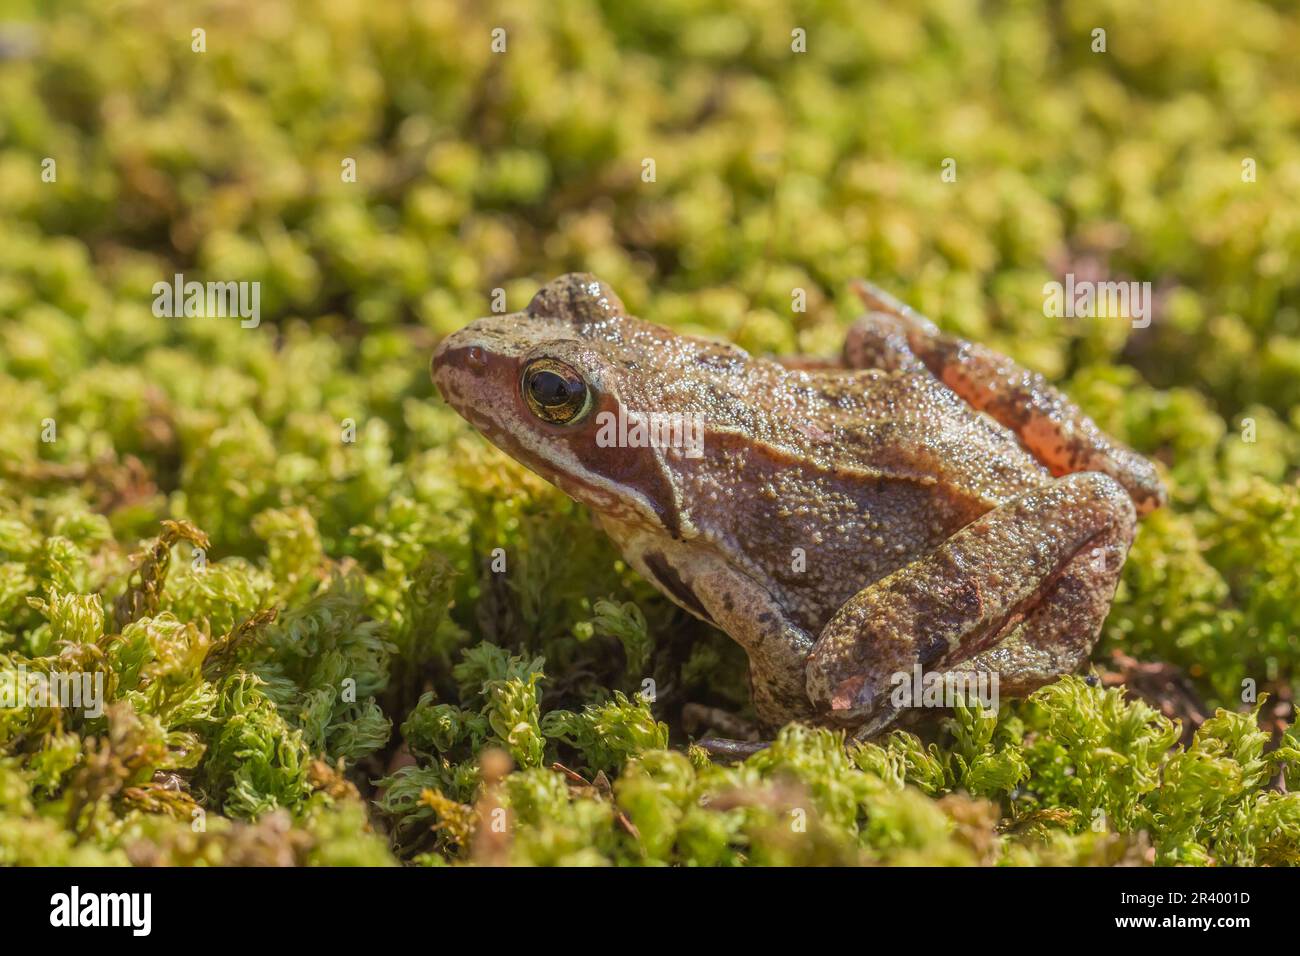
[846,280,1166,515]
[805,472,1136,729]
[695,737,772,762]
[848,707,903,743]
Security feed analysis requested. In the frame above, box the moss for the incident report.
[1,0,1298,865]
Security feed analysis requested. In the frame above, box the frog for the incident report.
[431,273,1165,740]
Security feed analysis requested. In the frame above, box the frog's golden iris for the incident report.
[521,357,593,425]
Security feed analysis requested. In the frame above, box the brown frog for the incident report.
[431,274,1165,738]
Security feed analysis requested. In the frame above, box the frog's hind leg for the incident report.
[847,280,1165,515]
[695,737,771,762]
[805,472,1136,738]
[782,283,936,372]
[841,290,931,374]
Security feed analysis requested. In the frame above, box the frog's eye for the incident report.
[521,358,593,425]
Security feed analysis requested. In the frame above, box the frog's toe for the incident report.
[850,707,903,743]
[809,669,897,731]
[827,673,884,716]
[812,669,902,738]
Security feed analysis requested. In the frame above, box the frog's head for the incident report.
[432,273,710,538]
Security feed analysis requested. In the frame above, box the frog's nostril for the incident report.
[431,339,491,384]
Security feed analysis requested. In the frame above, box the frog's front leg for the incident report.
[845,281,1166,515]
[805,471,1136,737]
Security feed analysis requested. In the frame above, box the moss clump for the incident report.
[1,0,1298,864]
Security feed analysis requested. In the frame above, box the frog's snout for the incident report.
[429,335,455,402]
[431,332,490,407]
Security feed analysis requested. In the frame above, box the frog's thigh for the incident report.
[805,472,1135,726]
[945,553,1114,698]
[848,280,1164,515]
[922,337,1164,514]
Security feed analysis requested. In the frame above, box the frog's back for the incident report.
[801,365,1052,509]
[668,362,1052,634]
[524,303,1054,634]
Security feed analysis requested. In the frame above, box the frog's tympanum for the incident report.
[432,274,1165,738]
